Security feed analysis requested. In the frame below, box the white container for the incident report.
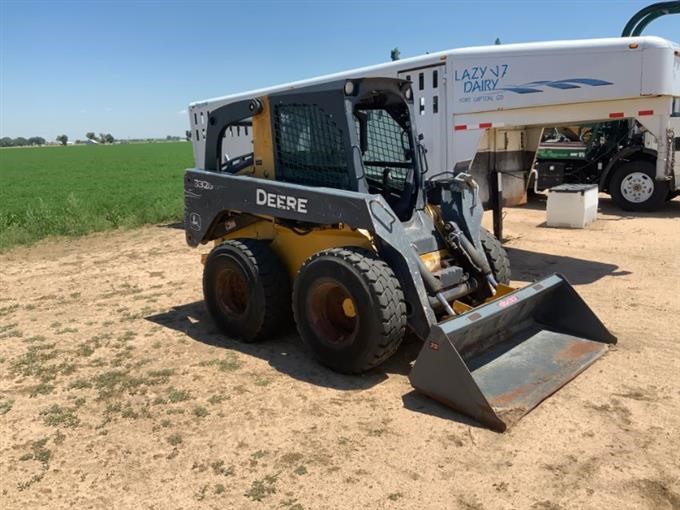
[546,184,598,228]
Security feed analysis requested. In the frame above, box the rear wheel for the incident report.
[610,160,668,212]
[292,248,406,374]
[203,239,290,342]
[480,228,511,285]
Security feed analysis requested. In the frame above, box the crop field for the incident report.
[0,142,193,250]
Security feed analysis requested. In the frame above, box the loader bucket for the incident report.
[408,274,616,431]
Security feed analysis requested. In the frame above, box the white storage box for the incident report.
[546,184,598,228]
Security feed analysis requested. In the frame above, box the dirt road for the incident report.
[1,196,679,509]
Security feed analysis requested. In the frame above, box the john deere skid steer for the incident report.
[184,78,616,431]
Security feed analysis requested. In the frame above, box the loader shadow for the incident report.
[146,301,419,392]
[506,247,630,285]
[401,391,487,430]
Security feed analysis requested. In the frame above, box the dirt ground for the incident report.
[1,195,679,509]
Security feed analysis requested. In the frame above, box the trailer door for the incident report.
[398,64,447,176]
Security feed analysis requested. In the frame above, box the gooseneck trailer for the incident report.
[192,35,679,217]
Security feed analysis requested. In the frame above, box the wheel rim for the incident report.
[306,279,358,347]
[215,263,249,318]
[620,171,654,203]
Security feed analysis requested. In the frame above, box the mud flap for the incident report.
[408,274,616,431]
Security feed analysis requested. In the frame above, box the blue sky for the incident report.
[0,0,677,140]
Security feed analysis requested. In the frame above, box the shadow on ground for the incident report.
[507,247,631,285]
[146,302,485,427]
[146,301,420,391]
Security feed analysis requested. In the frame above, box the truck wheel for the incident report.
[610,160,668,212]
[203,239,290,342]
[480,228,511,285]
[292,248,406,374]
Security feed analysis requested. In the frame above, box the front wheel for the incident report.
[609,160,668,212]
[292,248,406,374]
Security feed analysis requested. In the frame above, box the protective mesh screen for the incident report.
[274,104,351,189]
[355,109,412,191]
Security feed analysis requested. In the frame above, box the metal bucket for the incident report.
[408,274,616,431]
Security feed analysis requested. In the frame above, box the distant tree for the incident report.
[98,133,107,143]
[28,136,46,146]
[494,37,502,45]
[86,132,96,140]
[56,134,68,146]
[104,133,114,144]
[185,130,191,141]
[390,47,401,61]
[14,137,28,147]
[0,137,13,147]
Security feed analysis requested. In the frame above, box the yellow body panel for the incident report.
[213,219,373,280]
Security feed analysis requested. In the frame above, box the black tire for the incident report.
[480,228,511,284]
[609,160,668,212]
[292,247,406,374]
[203,239,290,342]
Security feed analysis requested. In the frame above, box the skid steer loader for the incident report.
[184,77,616,431]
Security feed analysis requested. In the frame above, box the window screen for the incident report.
[274,104,350,189]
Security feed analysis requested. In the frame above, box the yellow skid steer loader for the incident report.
[183,78,616,431]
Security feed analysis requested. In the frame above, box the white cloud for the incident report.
[178,109,187,115]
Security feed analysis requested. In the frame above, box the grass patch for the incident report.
[207,393,228,405]
[193,405,209,418]
[167,433,183,446]
[198,353,242,372]
[211,460,235,476]
[0,398,15,415]
[40,404,80,428]
[167,387,191,403]
[0,142,192,250]
[245,473,278,501]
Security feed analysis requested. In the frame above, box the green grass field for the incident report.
[0,142,193,250]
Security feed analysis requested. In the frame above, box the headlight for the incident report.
[344,80,355,96]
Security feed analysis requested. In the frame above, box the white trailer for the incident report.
[190,36,680,211]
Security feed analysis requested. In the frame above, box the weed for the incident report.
[193,405,209,418]
[76,344,95,357]
[294,465,308,476]
[245,473,278,501]
[53,430,66,445]
[215,483,225,495]
[167,387,191,403]
[198,353,242,372]
[40,404,80,428]
[0,398,15,415]
[388,492,403,501]
[207,393,228,405]
[68,378,92,390]
[30,382,54,397]
[195,484,208,501]
[211,460,235,477]
[0,304,20,316]
[253,374,273,387]
[167,433,183,446]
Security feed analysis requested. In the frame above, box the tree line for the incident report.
[1,132,117,147]
[0,136,47,147]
